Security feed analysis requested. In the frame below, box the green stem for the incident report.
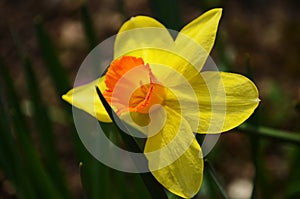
[95,87,169,199]
[0,59,64,199]
[80,0,97,50]
[237,123,300,145]
[204,160,228,199]
[34,17,70,94]
[148,0,182,31]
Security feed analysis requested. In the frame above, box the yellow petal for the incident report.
[114,10,222,83]
[215,72,259,132]
[114,16,174,61]
[114,16,199,82]
[62,76,112,123]
[164,71,259,133]
[144,106,203,198]
[176,8,222,57]
[118,15,165,31]
[173,8,222,74]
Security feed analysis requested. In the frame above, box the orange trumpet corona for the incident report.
[104,56,165,114]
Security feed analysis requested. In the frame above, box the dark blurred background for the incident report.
[0,0,299,198]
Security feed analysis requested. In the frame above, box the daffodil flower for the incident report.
[63,8,259,198]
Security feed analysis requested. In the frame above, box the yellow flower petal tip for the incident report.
[62,94,68,102]
[62,92,74,106]
[61,77,112,123]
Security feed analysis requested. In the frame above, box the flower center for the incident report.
[129,82,165,114]
[104,56,165,114]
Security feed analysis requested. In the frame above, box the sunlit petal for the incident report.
[176,8,222,71]
[114,16,174,61]
[144,106,203,198]
[114,16,198,82]
[62,76,112,122]
[165,71,259,133]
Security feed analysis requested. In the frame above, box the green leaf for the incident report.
[79,161,110,199]
[148,0,182,31]
[22,55,71,198]
[10,24,72,198]
[95,86,169,199]
[113,170,130,199]
[133,174,152,199]
[204,160,228,199]
[295,101,300,113]
[0,59,64,199]
[34,17,109,199]
[0,87,37,199]
[34,17,70,94]
[215,33,232,72]
[198,168,219,199]
[237,123,300,145]
[244,57,267,199]
[80,0,97,50]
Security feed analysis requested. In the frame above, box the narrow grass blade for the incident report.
[198,168,219,199]
[80,159,112,199]
[237,123,300,145]
[96,87,143,153]
[215,35,231,72]
[0,59,64,199]
[204,160,228,199]
[248,130,260,199]
[0,88,17,181]
[79,163,86,195]
[34,18,109,199]
[80,0,97,50]
[245,56,262,199]
[90,157,109,199]
[148,0,182,30]
[96,125,151,198]
[10,24,71,198]
[23,55,71,198]
[113,171,131,199]
[132,173,152,199]
[116,0,127,17]
[77,129,112,199]
[284,106,300,198]
[285,181,300,198]
[0,89,38,199]
[196,0,223,11]
[246,118,272,199]
[95,86,168,199]
[34,17,69,94]
[295,102,300,113]
[34,16,86,157]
